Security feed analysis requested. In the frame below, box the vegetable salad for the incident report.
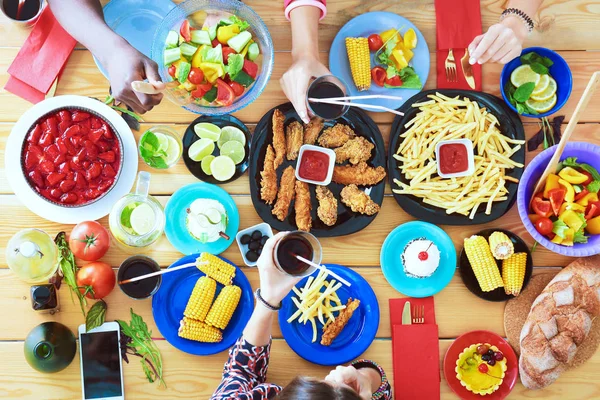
[368,28,422,89]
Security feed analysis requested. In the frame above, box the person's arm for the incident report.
[48,0,164,113]
[469,0,544,65]
[280,6,330,123]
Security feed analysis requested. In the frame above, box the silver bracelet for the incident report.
[500,8,534,34]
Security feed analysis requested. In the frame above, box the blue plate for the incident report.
[152,254,252,355]
[279,264,379,366]
[329,11,430,112]
[93,0,176,78]
[165,182,239,255]
[380,221,456,298]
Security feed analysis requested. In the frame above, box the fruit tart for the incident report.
[455,343,507,395]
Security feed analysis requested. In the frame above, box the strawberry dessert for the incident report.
[22,108,122,206]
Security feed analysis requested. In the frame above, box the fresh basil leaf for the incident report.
[86,300,107,332]
[513,82,536,102]
[530,62,549,75]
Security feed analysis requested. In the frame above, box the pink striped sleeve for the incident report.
[284,0,327,20]
[284,0,326,7]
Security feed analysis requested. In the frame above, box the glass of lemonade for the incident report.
[109,171,165,252]
[138,125,183,169]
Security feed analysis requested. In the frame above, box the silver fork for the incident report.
[445,49,457,82]
[412,304,425,324]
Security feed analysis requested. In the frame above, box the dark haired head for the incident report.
[275,376,362,400]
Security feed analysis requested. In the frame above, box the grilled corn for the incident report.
[464,235,504,292]
[502,252,527,296]
[345,37,371,91]
[488,231,514,260]
[206,285,242,329]
[197,252,236,286]
[184,276,217,321]
[178,317,222,343]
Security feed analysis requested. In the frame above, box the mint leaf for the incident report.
[141,131,160,151]
[552,219,569,239]
[540,56,554,68]
[530,62,549,75]
[514,82,536,102]
[587,180,600,193]
[148,157,168,169]
[521,52,554,68]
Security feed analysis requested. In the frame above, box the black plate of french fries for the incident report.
[249,102,386,237]
[459,229,533,302]
[388,90,526,225]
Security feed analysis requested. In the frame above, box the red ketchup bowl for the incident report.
[435,138,475,179]
[20,107,124,208]
[295,144,336,185]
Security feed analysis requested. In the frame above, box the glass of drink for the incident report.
[117,255,162,300]
[306,75,350,120]
[273,231,322,277]
[138,126,183,169]
[1,0,44,26]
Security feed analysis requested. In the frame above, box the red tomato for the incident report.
[547,188,566,216]
[180,20,191,42]
[69,221,110,261]
[191,82,213,99]
[535,217,554,236]
[385,75,403,87]
[531,196,552,218]
[168,65,177,78]
[76,262,115,299]
[586,201,600,220]
[222,46,237,64]
[371,66,386,87]
[229,81,244,96]
[242,59,258,79]
[574,188,590,202]
[188,68,204,84]
[580,170,594,186]
[368,34,384,52]
[215,78,235,106]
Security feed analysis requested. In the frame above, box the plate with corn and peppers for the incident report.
[152,253,253,355]
[459,229,533,302]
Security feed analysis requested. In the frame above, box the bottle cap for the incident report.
[32,286,51,306]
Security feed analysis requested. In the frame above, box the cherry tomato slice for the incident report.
[229,81,244,96]
[371,66,386,87]
[180,20,191,42]
[368,34,384,52]
[385,75,403,87]
[168,65,177,78]
[188,67,204,84]
[222,46,237,64]
[215,78,235,106]
[535,217,554,236]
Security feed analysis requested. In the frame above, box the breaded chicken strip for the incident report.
[260,145,278,204]
[294,181,312,231]
[272,166,296,221]
[316,186,338,226]
[321,299,360,346]
[317,124,356,148]
[332,162,386,186]
[286,121,303,161]
[272,109,286,169]
[303,117,324,145]
[334,136,374,165]
[340,184,380,215]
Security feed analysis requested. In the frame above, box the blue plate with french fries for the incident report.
[279,264,379,366]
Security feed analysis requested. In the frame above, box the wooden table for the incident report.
[1,1,600,398]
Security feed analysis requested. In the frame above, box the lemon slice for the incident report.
[188,138,215,162]
[531,74,550,96]
[219,140,246,165]
[164,135,181,165]
[218,126,246,149]
[211,156,236,181]
[201,155,215,175]
[531,77,557,101]
[510,65,540,88]
[194,122,221,142]
[129,203,155,235]
[526,94,557,113]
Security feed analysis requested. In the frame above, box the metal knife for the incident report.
[461,48,476,90]
[402,301,412,325]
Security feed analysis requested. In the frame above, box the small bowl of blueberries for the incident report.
[236,223,274,266]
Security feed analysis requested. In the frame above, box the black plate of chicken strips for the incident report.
[249,102,386,237]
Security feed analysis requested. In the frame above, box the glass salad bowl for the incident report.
[151,0,274,115]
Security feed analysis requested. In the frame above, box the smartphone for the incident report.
[78,322,125,400]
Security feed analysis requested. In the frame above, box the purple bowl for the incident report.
[517,142,600,257]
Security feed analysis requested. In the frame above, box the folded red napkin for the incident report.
[434,0,482,90]
[389,297,436,325]
[5,6,76,103]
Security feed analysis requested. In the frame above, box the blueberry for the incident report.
[246,251,259,262]
[487,359,496,366]
[251,230,262,240]
[481,354,491,362]
[248,241,260,251]
[240,234,251,245]
[257,247,262,256]
[487,349,495,356]
[260,236,269,245]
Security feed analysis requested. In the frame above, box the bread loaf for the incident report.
[519,255,600,389]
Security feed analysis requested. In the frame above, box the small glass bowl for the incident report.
[138,125,183,169]
[307,75,350,120]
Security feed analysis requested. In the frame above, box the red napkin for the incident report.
[5,6,76,103]
[434,0,482,90]
[389,297,436,326]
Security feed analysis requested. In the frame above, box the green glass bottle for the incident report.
[24,322,76,373]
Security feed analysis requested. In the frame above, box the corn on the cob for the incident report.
[197,253,236,286]
[345,37,371,91]
[502,252,527,296]
[464,235,504,292]
[488,231,514,260]
[206,285,242,329]
[184,276,217,321]
[178,317,222,343]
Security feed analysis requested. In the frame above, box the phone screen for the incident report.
[80,331,123,399]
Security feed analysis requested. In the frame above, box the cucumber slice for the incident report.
[177,61,191,83]
[164,47,181,66]
[191,30,212,46]
[180,42,198,58]
[203,87,218,103]
[165,30,179,49]
[208,25,217,41]
[233,70,255,87]
[227,31,252,53]
[247,43,259,61]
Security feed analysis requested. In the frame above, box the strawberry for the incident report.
[84,141,99,160]
[43,116,59,136]
[60,192,78,204]
[89,128,104,143]
[98,179,114,192]
[86,162,102,180]
[56,138,69,155]
[74,172,87,189]
[47,173,66,187]
[63,125,81,139]
[54,154,66,165]
[84,188,102,200]
[59,179,76,193]
[57,161,70,174]
[38,132,54,147]
[91,117,102,129]
[102,124,114,139]
[24,145,44,170]
[45,144,60,160]
[83,161,91,169]
[98,151,116,163]
[28,170,44,187]
[28,124,43,143]
[58,120,71,135]
[103,164,117,178]
[96,140,110,152]
[71,136,83,147]
[38,160,55,175]
[58,110,71,123]
[72,111,91,122]
[49,188,63,199]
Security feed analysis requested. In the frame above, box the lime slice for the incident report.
[194,122,221,142]
[188,138,215,162]
[526,94,557,113]
[129,203,155,235]
[201,155,215,175]
[202,208,223,224]
[211,155,236,181]
[531,74,550,96]
[531,77,557,101]
[218,126,246,149]
[510,65,540,88]
[155,132,169,152]
[219,140,245,165]
[164,135,181,165]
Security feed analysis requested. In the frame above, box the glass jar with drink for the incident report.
[273,231,322,277]
[307,75,350,120]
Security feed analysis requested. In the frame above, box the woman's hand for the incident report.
[325,366,373,400]
[280,54,330,124]
[256,232,302,305]
[468,16,529,65]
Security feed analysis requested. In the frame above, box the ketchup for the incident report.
[438,143,469,174]
[298,150,330,182]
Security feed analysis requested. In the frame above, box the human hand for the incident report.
[256,232,302,305]
[325,366,373,400]
[280,54,330,123]
[102,39,165,114]
[468,17,529,65]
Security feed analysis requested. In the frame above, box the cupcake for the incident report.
[455,343,507,395]
[401,238,440,278]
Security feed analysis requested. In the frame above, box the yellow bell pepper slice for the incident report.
[559,202,586,215]
[575,192,599,207]
[199,62,224,83]
[543,174,560,198]
[178,80,197,91]
[191,45,208,69]
[217,24,240,45]
[557,179,575,203]
[380,28,401,44]
[391,49,409,70]
[559,209,585,232]
[561,228,575,246]
[394,42,414,63]
[551,234,563,244]
[404,28,417,49]
[558,167,589,185]
[586,215,600,235]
